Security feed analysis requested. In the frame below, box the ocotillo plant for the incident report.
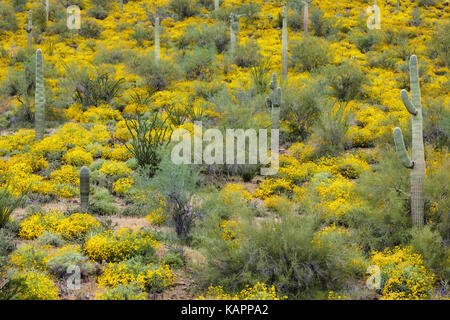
[393,55,425,228]
[281,4,288,80]
[35,49,45,141]
[266,73,281,130]
[80,166,90,212]
[230,14,239,59]
[155,17,160,65]
[25,10,33,49]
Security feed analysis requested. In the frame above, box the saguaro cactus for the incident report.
[155,17,160,65]
[35,49,45,141]
[25,10,33,49]
[214,0,219,12]
[44,0,49,23]
[230,14,239,59]
[393,55,425,228]
[120,0,123,14]
[80,166,90,212]
[281,4,288,79]
[266,73,281,130]
[303,1,309,35]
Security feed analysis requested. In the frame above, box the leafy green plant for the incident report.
[290,36,330,72]
[0,183,24,229]
[125,112,171,176]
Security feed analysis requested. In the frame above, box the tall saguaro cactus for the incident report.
[230,14,239,59]
[214,0,219,12]
[120,0,123,14]
[303,1,309,35]
[35,49,45,141]
[393,55,425,228]
[155,17,160,65]
[44,0,49,23]
[80,166,90,212]
[25,10,33,49]
[281,4,288,80]
[266,73,282,130]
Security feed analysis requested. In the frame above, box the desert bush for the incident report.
[323,60,365,101]
[46,245,94,278]
[249,60,270,95]
[65,66,124,110]
[130,54,179,92]
[0,4,18,34]
[179,22,229,53]
[233,40,262,68]
[131,24,153,47]
[147,151,200,241]
[353,32,379,53]
[0,183,24,229]
[79,18,103,39]
[89,187,119,215]
[196,209,364,299]
[290,36,330,72]
[281,82,323,142]
[423,97,449,149]
[169,0,198,20]
[429,22,450,67]
[311,8,333,38]
[96,283,147,300]
[313,101,351,156]
[180,47,217,80]
[410,226,449,281]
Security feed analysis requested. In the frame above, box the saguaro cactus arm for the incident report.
[266,73,281,129]
[155,17,160,64]
[401,89,417,115]
[393,127,414,169]
[80,166,90,212]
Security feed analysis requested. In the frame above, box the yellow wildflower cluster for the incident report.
[370,246,435,300]
[97,261,175,292]
[9,271,59,300]
[220,183,252,204]
[84,229,161,262]
[198,282,286,300]
[19,210,100,240]
[99,160,133,177]
[113,177,134,195]
[146,208,166,226]
[63,147,94,167]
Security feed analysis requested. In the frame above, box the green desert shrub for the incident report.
[233,40,262,68]
[169,0,198,20]
[89,187,119,215]
[178,22,229,53]
[79,18,103,39]
[0,4,18,34]
[429,22,450,67]
[352,31,379,53]
[323,60,365,101]
[130,54,179,92]
[281,82,323,142]
[290,36,330,72]
[196,210,365,299]
[181,47,217,80]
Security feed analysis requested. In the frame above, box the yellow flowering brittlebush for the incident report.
[84,229,161,263]
[97,260,175,293]
[197,282,286,300]
[9,271,59,300]
[19,210,100,240]
[370,246,435,300]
